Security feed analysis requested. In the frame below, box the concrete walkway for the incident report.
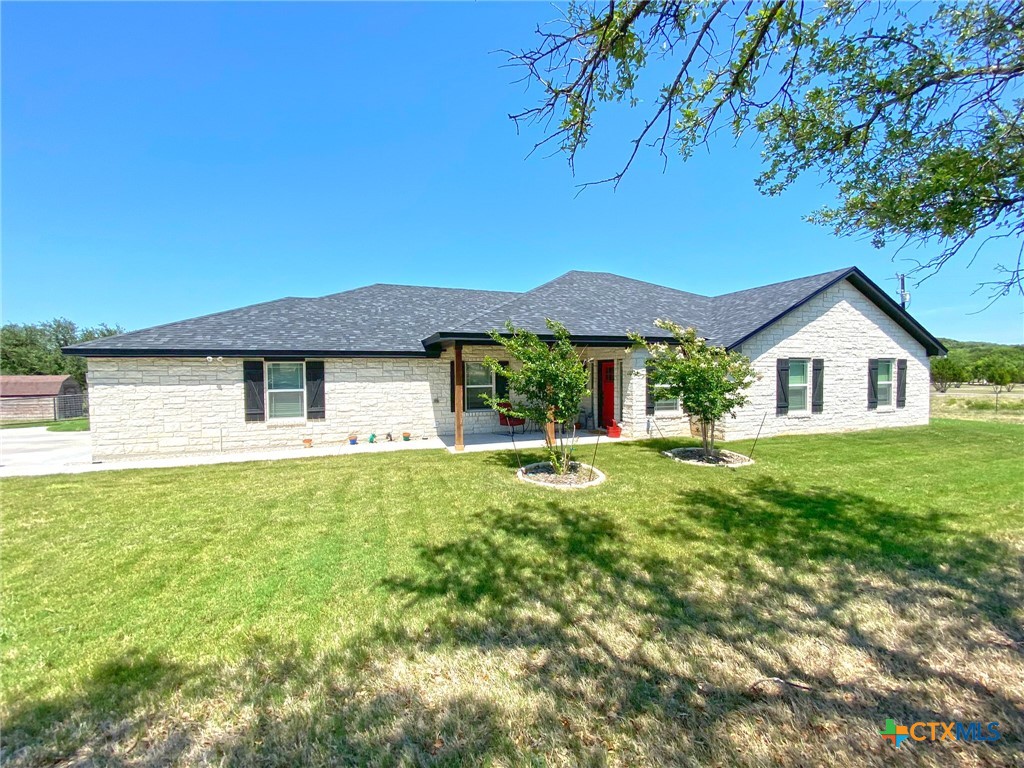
[0,427,630,479]
[0,430,446,478]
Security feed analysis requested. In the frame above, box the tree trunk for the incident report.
[700,419,713,458]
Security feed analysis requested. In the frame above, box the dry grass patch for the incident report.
[932,386,1024,424]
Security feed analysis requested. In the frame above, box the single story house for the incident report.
[65,267,945,461]
[0,375,84,422]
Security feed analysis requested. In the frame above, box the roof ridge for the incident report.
[0,374,71,379]
[562,269,711,299]
[446,271,574,331]
[319,283,520,300]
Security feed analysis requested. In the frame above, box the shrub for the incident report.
[483,319,590,475]
[931,355,967,392]
[629,321,758,459]
[963,398,1024,411]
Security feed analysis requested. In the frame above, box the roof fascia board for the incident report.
[844,270,947,355]
[724,269,856,352]
[425,332,675,347]
[725,268,946,356]
[62,348,442,359]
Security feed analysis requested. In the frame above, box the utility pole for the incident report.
[896,273,910,310]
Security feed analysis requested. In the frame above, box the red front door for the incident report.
[599,360,615,427]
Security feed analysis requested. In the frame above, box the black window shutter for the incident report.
[868,359,879,410]
[305,361,325,419]
[896,359,907,408]
[495,360,510,400]
[449,361,456,413]
[776,359,789,415]
[243,361,265,422]
[811,358,824,414]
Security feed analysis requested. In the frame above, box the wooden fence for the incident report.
[0,393,88,423]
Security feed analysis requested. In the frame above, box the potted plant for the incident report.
[303,438,313,448]
[402,431,412,441]
[348,433,358,445]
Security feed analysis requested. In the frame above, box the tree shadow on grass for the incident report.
[480,443,599,473]
[5,486,1021,766]
[657,477,1023,639]
[480,447,542,471]
[378,491,1023,764]
[2,637,511,767]
[2,652,199,766]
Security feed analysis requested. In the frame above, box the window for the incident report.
[788,359,809,412]
[464,362,494,410]
[267,362,305,419]
[653,382,679,411]
[645,362,679,413]
[877,359,894,407]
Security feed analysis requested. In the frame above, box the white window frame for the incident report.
[788,358,810,414]
[464,362,495,412]
[266,361,306,420]
[877,359,894,408]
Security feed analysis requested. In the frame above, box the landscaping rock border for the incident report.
[516,461,607,489]
[661,447,754,467]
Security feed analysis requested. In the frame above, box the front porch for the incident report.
[447,341,642,452]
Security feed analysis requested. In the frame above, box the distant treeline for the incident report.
[0,319,124,387]
[933,338,1024,391]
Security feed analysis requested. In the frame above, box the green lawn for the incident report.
[0,417,89,431]
[2,420,1022,766]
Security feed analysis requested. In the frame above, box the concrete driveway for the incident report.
[0,427,93,477]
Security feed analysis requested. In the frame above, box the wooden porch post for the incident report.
[545,407,556,447]
[454,343,464,452]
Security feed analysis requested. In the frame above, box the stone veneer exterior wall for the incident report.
[87,345,632,461]
[618,278,931,440]
[87,356,449,460]
[86,279,931,460]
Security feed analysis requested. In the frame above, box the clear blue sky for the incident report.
[3,2,1022,343]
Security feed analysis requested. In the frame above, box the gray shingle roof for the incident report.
[64,267,945,357]
[66,285,519,356]
[445,270,716,340]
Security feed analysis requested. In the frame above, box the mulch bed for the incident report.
[516,461,607,489]
[662,447,754,467]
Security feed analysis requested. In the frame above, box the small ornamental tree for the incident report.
[1006,364,1023,393]
[930,356,967,393]
[630,321,759,459]
[977,357,1013,409]
[483,319,590,475]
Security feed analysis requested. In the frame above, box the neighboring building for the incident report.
[0,375,84,422]
[64,267,945,461]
